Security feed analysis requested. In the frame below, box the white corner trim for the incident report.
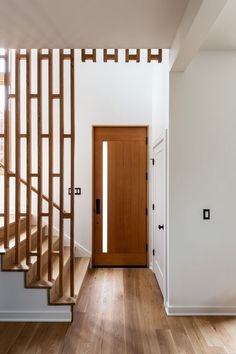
[166,303,236,316]
[0,310,72,322]
[63,231,91,257]
[74,242,92,257]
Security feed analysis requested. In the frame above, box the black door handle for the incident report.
[158,224,164,230]
[95,199,100,214]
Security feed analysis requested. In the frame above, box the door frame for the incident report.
[152,129,168,304]
[92,125,149,267]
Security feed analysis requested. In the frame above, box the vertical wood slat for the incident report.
[37,50,43,279]
[48,49,53,281]
[70,49,75,297]
[4,50,10,249]
[15,50,21,264]
[59,49,64,296]
[26,50,32,265]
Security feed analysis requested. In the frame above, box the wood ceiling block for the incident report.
[147,49,162,63]
[125,49,140,63]
[103,49,118,62]
[81,49,96,62]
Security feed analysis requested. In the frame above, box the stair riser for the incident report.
[26,238,59,285]
[50,255,71,303]
[0,218,27,241]
[2,232,37,269]
[2,226,46,269]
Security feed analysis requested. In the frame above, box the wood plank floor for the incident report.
[1,268,236,354]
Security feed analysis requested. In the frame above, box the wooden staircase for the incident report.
[0,216,90,320]
[0,49,85,321]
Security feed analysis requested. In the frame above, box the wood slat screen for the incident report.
[2,49,75,297]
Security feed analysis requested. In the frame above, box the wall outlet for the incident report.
[203,209,210,220]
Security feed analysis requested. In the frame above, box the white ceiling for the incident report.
[0,0,189,48]
[202,0,236,50]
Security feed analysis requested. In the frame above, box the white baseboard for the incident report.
[0,310,72,322]
[166,303,236,316]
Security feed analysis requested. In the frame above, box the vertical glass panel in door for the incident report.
[102,141,108,253]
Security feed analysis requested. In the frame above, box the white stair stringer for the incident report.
[0,255,72,322]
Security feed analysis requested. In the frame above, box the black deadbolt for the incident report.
[95,199,100,214]
[158,224,164,230]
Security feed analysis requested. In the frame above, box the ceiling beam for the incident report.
[170,0,228,72]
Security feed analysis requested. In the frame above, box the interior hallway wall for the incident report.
[168,51,236,312]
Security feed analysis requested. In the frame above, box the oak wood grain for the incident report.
[1,268,236,354]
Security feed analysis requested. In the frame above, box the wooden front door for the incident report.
[93,127,148,266]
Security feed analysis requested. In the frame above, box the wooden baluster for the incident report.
[59,49,64,296]
[15,50,21,264]
[26,50,32,265]
[37,50,43,279]
[48,49,53,281]
[4,49,10,249]
[70,49,75,297]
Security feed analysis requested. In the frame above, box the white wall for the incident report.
[152,50,169,143]
[75,49,153,254]
[168,51,236,313]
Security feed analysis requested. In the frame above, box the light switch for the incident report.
[203,209,210,220]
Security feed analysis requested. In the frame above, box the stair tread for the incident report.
[0,215,91,308]
[29,245,70,288]
[0,224,42,252]
[6,263,30,271]
[74,257,90,295]
[52,295,77,304]
[51,257,90,305]
[3,235,59,272]
[22,235,59,269]
[0,215,26,230]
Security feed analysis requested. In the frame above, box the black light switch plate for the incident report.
[68,187,81,196]
[203,209,210,220]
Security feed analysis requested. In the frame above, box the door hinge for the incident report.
[152,203,155,210]
[146,172,148,180]
[146,136,148,145]
[153,249,155,256]
[151,158,155,166]
[145,208,148,216]
[146,243,148,252]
